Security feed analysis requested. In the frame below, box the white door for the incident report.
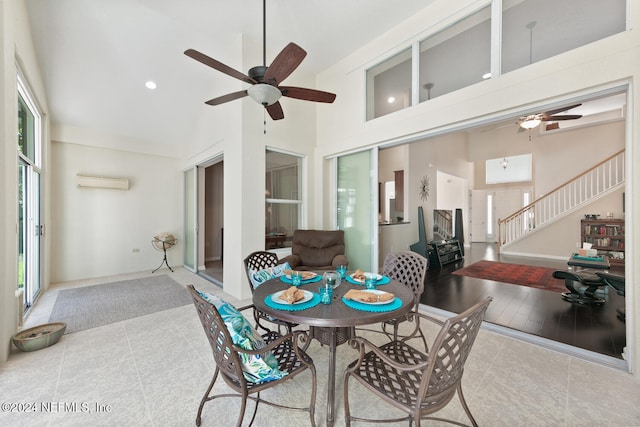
[471,189,488,242]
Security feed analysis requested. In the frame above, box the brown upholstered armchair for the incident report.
[278,229,348,271]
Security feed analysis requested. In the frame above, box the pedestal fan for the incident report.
[152,232,177,273]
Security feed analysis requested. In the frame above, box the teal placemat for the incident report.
[345,275,390,286]
[264,292,321,311]
[280,275,322,285]
[342,296,401,312]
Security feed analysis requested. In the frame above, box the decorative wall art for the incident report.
[419,175,430,201]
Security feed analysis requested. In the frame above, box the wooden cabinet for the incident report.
[429,240,463,268]
[581,219,625,267]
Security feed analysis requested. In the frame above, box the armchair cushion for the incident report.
[196,291,285,383]
[279,229,348,270]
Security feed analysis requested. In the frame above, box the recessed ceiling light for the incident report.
[482,72,491,79]
[145,81,157,90]
[387,96,395,104]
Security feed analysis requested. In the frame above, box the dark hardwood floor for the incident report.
[419,243,626,360]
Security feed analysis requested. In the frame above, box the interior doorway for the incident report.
[199,160,224,285]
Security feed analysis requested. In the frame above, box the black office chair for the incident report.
[553,269,607,305]
[596,272,625,320]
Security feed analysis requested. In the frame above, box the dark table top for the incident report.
[252,275,415,328]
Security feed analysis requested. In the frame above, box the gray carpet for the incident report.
[49,275,192,334]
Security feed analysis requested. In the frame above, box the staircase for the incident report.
[434,209,453,241]
[498,149,625,251]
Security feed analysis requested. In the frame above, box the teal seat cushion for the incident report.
[197,291,286,383]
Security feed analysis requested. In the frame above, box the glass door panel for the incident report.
[337,150,376,272]
[183,167,197,272]
[18,161,41,309]
[30,171,41,301]
[18,162,26,305]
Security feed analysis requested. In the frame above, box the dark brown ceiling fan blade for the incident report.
[184,49,256,85]
[263,43,307,86]
[542,114,582,121]
[266,101,284,120]
[542,103,582,117]
[205,90,248,106]
[280,86,336,103]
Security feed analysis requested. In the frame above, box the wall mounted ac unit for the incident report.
[76,175,130,190]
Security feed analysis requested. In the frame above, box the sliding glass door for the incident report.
[183,167,197,272]
[18,75,42,312]
[336,149,378,272]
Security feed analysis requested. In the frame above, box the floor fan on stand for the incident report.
[152,232,177,273]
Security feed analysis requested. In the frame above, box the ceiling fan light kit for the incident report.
[520,118,541,129]
[248,83,282,106]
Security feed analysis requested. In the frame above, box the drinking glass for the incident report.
[320,283,333,304]
[291,271,302,286]
[323,270,341,289]
[365,273,377,290]
[336,265,347,279]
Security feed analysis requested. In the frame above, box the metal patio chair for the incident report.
[343,296,492,427]
[244,251,298,334]
[188,285,317,427]
[380,251,429,351]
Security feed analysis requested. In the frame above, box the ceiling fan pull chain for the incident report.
[264,109,267,134]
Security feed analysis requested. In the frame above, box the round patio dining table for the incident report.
[252,273,414,427]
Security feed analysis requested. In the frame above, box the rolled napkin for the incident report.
[283,270,316,280]
[279,286,306,304]
[351,269,366,283]
[344,289,394,303]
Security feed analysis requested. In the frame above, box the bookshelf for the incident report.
[581,219,625,267]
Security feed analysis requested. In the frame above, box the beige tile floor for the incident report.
[1,267,639,426]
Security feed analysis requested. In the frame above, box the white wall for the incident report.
[407,132,471,244]
[50,141,181,282]
[470,120,625,195]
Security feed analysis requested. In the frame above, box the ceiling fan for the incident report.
[517,103,583,132]
[184,0,336,121]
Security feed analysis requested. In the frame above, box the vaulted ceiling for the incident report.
[25,0,433,148]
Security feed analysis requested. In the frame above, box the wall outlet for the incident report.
[132,248,140,253]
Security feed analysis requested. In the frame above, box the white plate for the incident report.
[271,290,313,305]
[350,272,382,283]
[285,272,318,280]
[354,289,394,305]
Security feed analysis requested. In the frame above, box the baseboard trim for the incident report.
[499,251,569,262]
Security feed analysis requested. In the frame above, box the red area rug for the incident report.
[451,260,567,293]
